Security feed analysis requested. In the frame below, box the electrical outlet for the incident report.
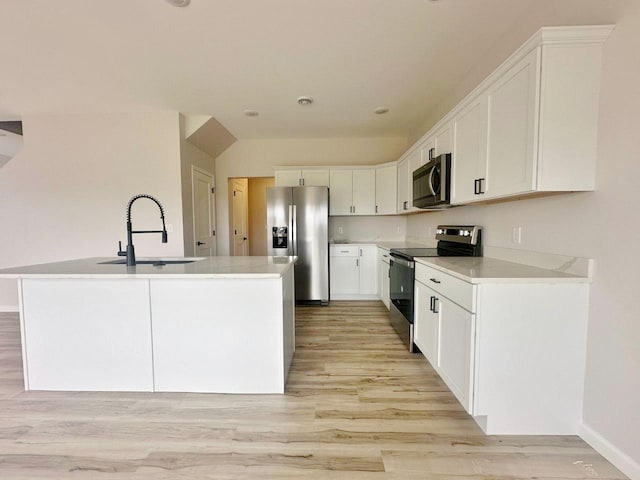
[511,226,522,244]
[338,226,343,235]
[396,226,402,234]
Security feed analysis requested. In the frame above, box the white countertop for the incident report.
[0,256,297,280]
[330,240,430,250]
[415,256,590,284]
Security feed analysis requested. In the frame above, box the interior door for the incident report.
[231,179,249,256]
[192,168,216,257]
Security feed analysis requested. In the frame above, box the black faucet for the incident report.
[117,194,168,266]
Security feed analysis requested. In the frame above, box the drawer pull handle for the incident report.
[430,278,441,284]
[340,250,349,253]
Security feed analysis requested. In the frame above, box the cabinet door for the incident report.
[275,170,302,187]
[485,48,539,199]
[434,121,453,157]
[381,261,390,309]
[396,158,409,213]
[302,169,330,187]
[414,281,439,367]
[407,149,422,212]
[420,137,435,165]
[329,256,360,296]
[358,246,378,295]
[451,95,489,205]
[353,169,376,215]
[437,296,475,413]
[375,165,397,215]
[329,170,354,216]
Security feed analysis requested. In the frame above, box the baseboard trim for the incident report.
[0,305,19,312]
[579,422,640,480]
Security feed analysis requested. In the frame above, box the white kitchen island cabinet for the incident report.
[414,257,590,435]
[1,256,296,394]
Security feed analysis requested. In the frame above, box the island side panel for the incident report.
[282,266,295,383]
[150,277,285,393]
[21,278,154,392]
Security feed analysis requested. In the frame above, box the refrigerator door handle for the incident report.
[292,204,298,256]
[288,204,294,256]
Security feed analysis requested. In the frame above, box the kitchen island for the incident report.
[0,256,296,394]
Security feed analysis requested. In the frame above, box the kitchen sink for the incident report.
[99,258,205,266]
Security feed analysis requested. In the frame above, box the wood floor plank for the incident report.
[0,302,627,479]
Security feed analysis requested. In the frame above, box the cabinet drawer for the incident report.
[415,263,475,312]
[330,245,359,257]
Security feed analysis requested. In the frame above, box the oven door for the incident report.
[389,254,420,351]
[389,254,415,322]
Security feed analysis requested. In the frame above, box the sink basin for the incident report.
[99,257,205,266]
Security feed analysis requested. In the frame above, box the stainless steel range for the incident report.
[389,225,482,352]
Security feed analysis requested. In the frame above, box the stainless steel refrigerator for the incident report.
[266,186,329,304]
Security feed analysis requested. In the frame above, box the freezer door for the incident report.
[266,187,293,256]
[292,187,329,303]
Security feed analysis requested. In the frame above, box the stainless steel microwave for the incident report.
[412,153,452,209]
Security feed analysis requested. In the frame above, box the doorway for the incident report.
[191,166,216,256]
[228,177,275,256]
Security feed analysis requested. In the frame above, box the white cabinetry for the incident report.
[450,27,612,204]
[413,260,590,435]
[451,95,489,204]
[377,247,391,309]
[275,169,330,187]
[375,164,397,215]
[396,158,409,213]
[330,244,378,299]
[329,169,376,216]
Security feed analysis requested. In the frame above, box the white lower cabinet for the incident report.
[436,295,474,413]
[414,261,590,435]
[330,244,378,299]
[377,247,390,309]
[413,280,438,365]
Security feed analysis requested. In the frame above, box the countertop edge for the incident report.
[414,257,590,284]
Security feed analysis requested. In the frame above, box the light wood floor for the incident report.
[0,304,626,479]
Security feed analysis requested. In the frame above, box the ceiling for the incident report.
[0,0,628,139]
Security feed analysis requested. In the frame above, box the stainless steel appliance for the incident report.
[266,186,329,304]
[413,153,452,209]
[389,225,482,352]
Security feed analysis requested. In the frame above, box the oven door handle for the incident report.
[389,255,414,269]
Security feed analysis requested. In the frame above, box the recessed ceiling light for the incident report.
[244,110,259,117]
[165,0,190,7]
[297,96,314,106]
[374,107,389,115]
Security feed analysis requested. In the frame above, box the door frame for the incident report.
[191,165,216,256]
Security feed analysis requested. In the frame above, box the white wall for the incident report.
[0,112,185,309]
[329,215,407,243]
[214,137,407,255]
[179,114,216,257]
[406,6,640,474]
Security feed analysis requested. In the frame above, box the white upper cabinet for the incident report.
[484,48,539,199]
[433,122,452,157]
[302,169,330,187]
[329,170,353,216]
[274,170,303,187]
[396,158,410,213]
[353,169,376,215]
[407,149,422,212]
[375,164,397,215]
[450,26,612,205]
[329,168,376,216]
[274,169,330,187]
[451,95,489,205]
